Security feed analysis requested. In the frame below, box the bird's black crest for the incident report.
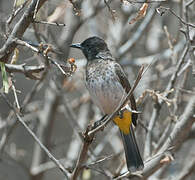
[81,37,110,60]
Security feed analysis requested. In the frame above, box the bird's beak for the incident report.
[70,43,82,49]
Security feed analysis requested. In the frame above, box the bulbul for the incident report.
[70,36,144,172]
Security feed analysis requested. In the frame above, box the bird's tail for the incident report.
[120,126,144,172]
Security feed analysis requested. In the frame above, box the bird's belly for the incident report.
[86,77,126,115]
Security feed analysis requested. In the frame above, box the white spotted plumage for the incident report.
[86,59,127,115]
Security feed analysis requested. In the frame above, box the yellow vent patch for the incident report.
[113,109,132,135]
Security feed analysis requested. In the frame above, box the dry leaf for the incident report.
[129,3,148,24]
[0,62,9,93]
[160,155,173,164]
[11,48,19,64]
[68,58,77,73]
[68,58,75,64]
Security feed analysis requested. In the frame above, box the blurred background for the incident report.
[0,0,194,179]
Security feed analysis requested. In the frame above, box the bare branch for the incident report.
[140,96,195,178]
[33,0,40,19]
[5,63,45,79]
[11,82,20,110]
[0,0,48,62]
[6,0,30,26]
[0,91,70,179]
[33,20,66,26]
[159,97,195,153]
[144,43,189,157]
[156,6,195,28]
[104,0,116,21]
[118,3,159,57]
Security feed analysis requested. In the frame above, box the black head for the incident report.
[70,36,110,61]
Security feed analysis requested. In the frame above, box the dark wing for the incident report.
[114,63,138,126]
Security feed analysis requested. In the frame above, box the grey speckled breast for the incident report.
[86,59,126,115]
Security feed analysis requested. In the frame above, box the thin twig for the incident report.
[121,39,185,66]
[11,83,20,110]
[21,81,43,111]
[0,0,48,63]
[140,96,195,179]
[15,39,73,76]
[6,0,30,25]
[144,43,189,158]
[163,25,175,64]
[165,44,189,94]
[31,157,69,175]
[118,4,159,57]
[33,20,66,26]
[154,120,172,152]
[83,155,114,167]
[33,0,40,19]
[0,92,70,179]
[156,6,195,28]
[104,0,116,21]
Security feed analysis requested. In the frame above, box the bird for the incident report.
[70,36,144,172]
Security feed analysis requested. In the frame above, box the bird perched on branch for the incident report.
[70,36,144,172]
